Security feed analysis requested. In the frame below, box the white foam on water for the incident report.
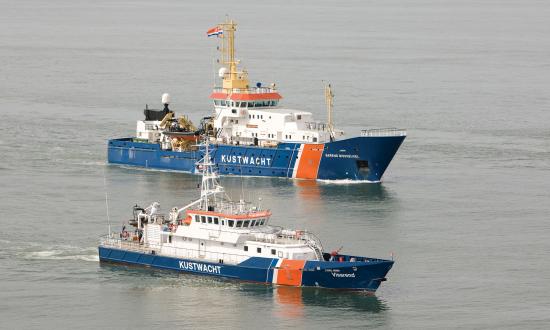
[24,246,99,262]
[317,179,379,184]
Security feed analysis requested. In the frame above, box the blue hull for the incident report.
[107,135,405,181]
[98,246,393,291]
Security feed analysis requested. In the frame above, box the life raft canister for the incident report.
[184,215,192,225]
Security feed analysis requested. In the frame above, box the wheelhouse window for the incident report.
[236,221,242,228]
[228,220,234,227]
[207,216,213,224]
[195,215,200,222]
[201,216,206,223]
[214,217,219,225]
[250,220,256,226]
[259,219,265,225]
[221,220,225,225]
[243,220,250,228]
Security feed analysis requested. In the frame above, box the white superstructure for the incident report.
[211,89,344,147]
[106,142,324,264]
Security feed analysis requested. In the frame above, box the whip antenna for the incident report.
[103,166,112,235]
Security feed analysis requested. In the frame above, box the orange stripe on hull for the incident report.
[295,144,324,179]
[275,259,306,286]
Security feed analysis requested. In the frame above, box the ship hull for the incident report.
[98,246,393,291]
[107,135,405,181]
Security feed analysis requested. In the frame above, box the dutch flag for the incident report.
[207,26,223,37]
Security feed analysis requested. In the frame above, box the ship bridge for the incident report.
[210,86,282,108]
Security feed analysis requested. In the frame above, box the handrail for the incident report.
[212,87,278,94]
[99,235,252,264]
[99,229,322,262]
[361,128,407,137]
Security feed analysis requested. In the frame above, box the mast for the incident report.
[176,140,226,214]
[325,83,335,141]
[217,19,249,91]
[199,140,224,211]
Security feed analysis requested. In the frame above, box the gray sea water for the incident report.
[1,0,549,329]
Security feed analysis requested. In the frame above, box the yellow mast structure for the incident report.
[325,83,335,140]
[218,19,250,91]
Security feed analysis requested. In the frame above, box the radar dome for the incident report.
[161,93,171,105]
[218,67,228,78]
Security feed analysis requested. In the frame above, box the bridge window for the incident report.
[236,221,242,228]
[243,220,250,228]
[214,217,219,225]
[257,247,262,253]
[201,216,206,223]
[250,220,256,226]
[221,220,225,225]
[248,102,253,107]
[228,220,234,227]
[259,219,265,225]
[195,215,200,222]
[207,216,213,224]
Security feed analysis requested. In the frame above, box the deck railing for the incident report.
[211,87,277,94]
[360,128,407,137]
[99,234,260,265]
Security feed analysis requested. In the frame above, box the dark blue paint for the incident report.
[107,135,405,181]
[98,246,393,291]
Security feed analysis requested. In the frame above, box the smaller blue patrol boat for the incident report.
[99,142,394,291]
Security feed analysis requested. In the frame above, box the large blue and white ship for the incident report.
[107,19,406,181]
[99,142,394,291]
